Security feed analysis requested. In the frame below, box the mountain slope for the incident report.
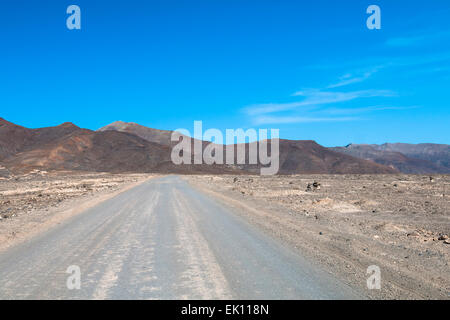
[0,118,402,175]
[0,119,242,174]
[332,143,450,174]
[0,118,81,161]
[0,118,34,160]
[371,143,450,172]
[98,121,174,146]
[98,121,397,174]
[2,129,171,173]
[331,144,445,174]
[278,140,397,174]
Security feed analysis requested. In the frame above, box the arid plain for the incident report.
[187,174,450,299]
[0,170,448,299]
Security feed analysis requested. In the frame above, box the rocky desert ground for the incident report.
[0,171,152,251]
[186,174,450,299]
[0,171,448,299]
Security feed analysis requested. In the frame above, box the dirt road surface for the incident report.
[0,176,362,299]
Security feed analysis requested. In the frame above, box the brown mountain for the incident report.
[370,143,450,173]
[331,143,450,174]
[0,118,81,160]
[0,118,398,175]
[0,118,35,160]
[98,121,174,146]
[0,122,168,173]
[0,119,242,174]
[276,140,397,174]
[97,121,397,174]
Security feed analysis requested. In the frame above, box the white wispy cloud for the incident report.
[250,105,417,125]
[323,105,419,115]
[252,116,359,125]
[242,61,408,125]
[326,66,383,88]
[241,31,447,126]
[245,89,396,116]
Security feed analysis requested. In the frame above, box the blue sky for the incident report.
[1,0,449,146]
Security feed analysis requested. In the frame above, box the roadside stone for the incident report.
[438,234,449,241]
[407,231,420,237]
[306,181,321,192]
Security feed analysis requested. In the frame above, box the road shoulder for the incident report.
[185,175,449,300]
[0,173,156,253]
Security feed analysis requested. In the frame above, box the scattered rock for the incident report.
[438,234,449,241]
[407,231,420,237]
[306,181,321,192]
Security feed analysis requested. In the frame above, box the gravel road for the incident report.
[0,176,363,299]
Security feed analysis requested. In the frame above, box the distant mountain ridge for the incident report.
[98,121,174,146]
[370,143,450,171]
[97,121,396,174]
[0,118,172,173]
[0,118,81,161]
[0,118,427,175]
[332,143,450,174]
[97,121,397,174]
